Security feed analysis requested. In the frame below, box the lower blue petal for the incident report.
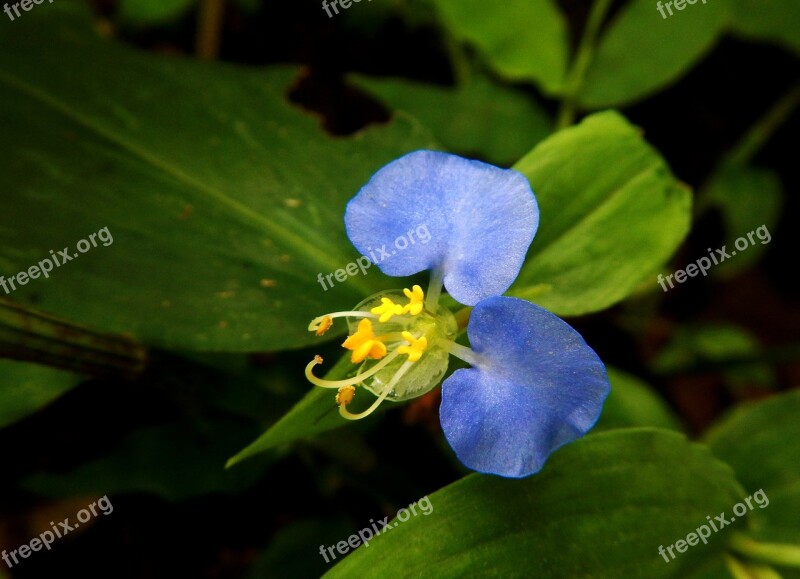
[440,296,610,478]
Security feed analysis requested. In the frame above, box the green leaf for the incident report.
[595,367,683,431]
[728,0,800,55]
[579,0,728,108]
[0,360,83,429]
[430,0,568,93]
[118,0,196,25]
[703,166,782,277]
[325,428,745,577]
[510,111,692,316]
[0,4,435,352]
[24,418,273,501]
[653,324,776,390]
[350,73,552,166]
[706,390,800,544]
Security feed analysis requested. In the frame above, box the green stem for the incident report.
[729,533,800,568]
[556,0,613,130]
[0,298,148,379]
[441,26,471,86]
[724,554,783,579]
[196,0,225,61]
[725,82,800,169]
[695,82,800,215]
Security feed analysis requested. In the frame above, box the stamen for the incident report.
[308,311,376,333]
[342,319,388,363]
[402,285,424,315]
[305,350,402,389]
[370,297,404,323]
[397,331,427,362]
[336,385,356,406]
[315,315,333,336]
[339,359,414,420]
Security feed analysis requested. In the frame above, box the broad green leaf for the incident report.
[653,324,775,390]
[23,418,273,501]
[728,0,800,55]
[703,166,782,277]
[595,367,683,431]
[0,3,435,352]
[0,360,83,429]
[430,0,568,93]
[706,390,800,544]
[350,73,552,165]
[579,0,728,108]
[510,111,692,316]
[118,0,196,25]
[326,428,745,578]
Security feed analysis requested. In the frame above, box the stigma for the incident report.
[305,285,457,419]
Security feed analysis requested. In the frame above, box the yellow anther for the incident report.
[315,315,333,336]
[402,285,424,316]
[336,385,356,406]
[397,331,427,362]
[370,297,404,323]
[342,319,388,364]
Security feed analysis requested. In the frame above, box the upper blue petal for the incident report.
[440,296,610,478]
[344,150,538,306]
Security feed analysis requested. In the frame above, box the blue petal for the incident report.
[345,151,538,306]
[440,296,610,478]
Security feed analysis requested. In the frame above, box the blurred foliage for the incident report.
[0,361,83,428]
[653,324,776,392]
[595,367,684,432]
[706,390,800,547]
[350,72,552,166]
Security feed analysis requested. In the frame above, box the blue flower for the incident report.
[345,150,538,306]
[306,150,610,478]
[439,296,609,477]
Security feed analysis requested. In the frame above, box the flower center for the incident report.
[306,285,457,420]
